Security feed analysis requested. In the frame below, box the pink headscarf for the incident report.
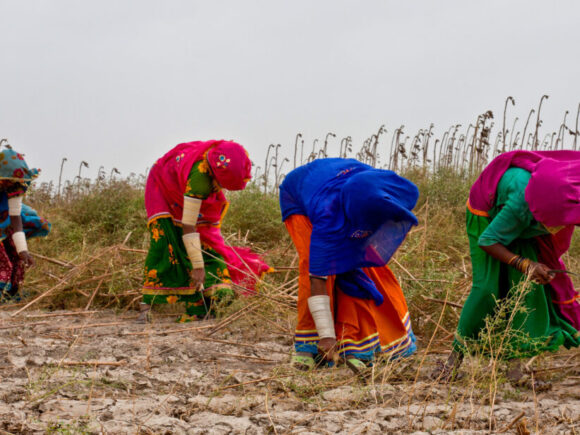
[207,141,252,191]
[469,150,580,227]
[145,140,251,222]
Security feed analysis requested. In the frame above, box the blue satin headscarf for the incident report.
[280,159,419,277]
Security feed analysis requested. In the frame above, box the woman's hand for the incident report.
[190,267,205,289]
[318,337,337,361]
[18,251,34,269]
[528,262,554,285]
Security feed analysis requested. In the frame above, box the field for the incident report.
[2,101,580,434]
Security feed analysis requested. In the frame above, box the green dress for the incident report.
[454,168,580,358]
[142,161,234,322]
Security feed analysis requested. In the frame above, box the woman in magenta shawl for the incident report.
[434,150,580,384]
[140,140,270,323]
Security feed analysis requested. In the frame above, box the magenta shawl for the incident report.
[469,150,580,329]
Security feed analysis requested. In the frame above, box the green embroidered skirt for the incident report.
[142,218,234,322]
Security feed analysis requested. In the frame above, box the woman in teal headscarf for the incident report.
[0,146,50,300]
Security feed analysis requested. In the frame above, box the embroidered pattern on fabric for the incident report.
[337,167,356,177]
[350,230,372,239]
[216,154,230,168]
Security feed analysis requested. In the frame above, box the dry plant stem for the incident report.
[253,312,293,336]
[499,411,526,433]
[24,310,100,319]
[0,321,50,330]
[193,336,288,355]
[407,284,450,429]
[222,352,277,363]
[58,321,129,330]
[84,278,104,311]
[532,363,580,373]
[283,252,298,282]
[12,245,119,316]
[421,295,464,309]
[57,360,127,367]
[391,257,454,335]
[524,355,538,372]
[208,301,261,336]
[30,252,75,268]
[118,247,147,254]
[63,272,113,291]
[124,324,214,336]
[531,372,540,434]
[264,389,279,435]
[402,278,452,283]
[216,374,295,392]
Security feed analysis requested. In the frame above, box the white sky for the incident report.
[1,1,579,184]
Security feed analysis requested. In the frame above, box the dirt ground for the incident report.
[0,309,578,435]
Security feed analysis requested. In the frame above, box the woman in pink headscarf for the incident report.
[140,140,270,323]
[434,150,580,384]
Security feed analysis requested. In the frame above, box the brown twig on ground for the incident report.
[62,272,114,292]
[531,363,580,373]
[499,411,526,433]
[0,321,50,330]
[58,321,129,330]
[208,301,261,336]
[253,312,293,336]
[85,278,105,311]
[118,247,147,254]
[216,374,294,392]
[193,336,289,355]
[12,245,119,316]
[222,352,278,363]
[124,324,214,336]
[421,295,463,309]
[30,252,76,268]
[58,360,128,367]
[25,310,100,319]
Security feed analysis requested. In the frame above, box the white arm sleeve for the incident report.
[183,232,204,269]
[182,196,202,226]
[8,196,22,216]
[308,295,336,339]
[12,231,28,253]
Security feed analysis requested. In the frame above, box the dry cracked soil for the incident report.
[0,309,578,434]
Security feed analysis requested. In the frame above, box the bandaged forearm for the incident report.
[12,231,28,254]
[308,295,336,339]
[183,232,204,269]
[8,196,22,216]
[182,196,202,227]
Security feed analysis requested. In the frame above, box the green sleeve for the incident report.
[184,160,213,200]
[478,168,534,247]
[478,196,532,247]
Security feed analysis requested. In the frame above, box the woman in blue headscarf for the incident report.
[279,158,419,370]
[0,147,50,300]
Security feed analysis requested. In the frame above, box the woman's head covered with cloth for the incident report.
[469,150,580,228]
[206,141,252,191]
[526,157,580,228]
[308,166,419,276]
[0,148,39,186]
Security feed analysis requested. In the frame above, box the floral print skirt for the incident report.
[142,218,234,322]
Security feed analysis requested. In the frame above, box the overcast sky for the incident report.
[1,1,579,184]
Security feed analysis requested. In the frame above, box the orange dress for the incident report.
[286,215,416,360]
